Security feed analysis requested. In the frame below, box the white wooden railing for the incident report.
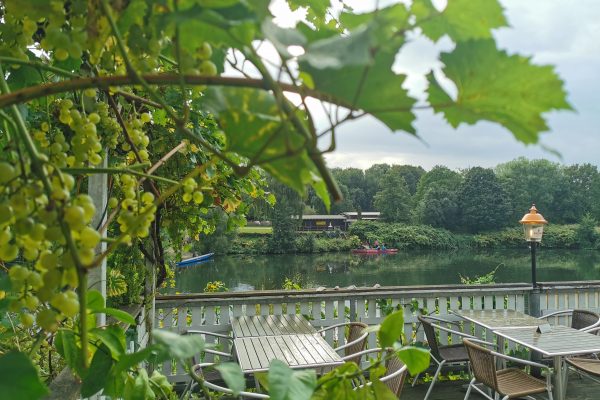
[150,281,600,382]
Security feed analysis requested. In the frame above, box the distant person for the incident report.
[374,240,380,250]
[381,243,386,251]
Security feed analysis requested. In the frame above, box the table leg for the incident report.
[553,355,564,400]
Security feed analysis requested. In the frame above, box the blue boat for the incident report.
[176,252,214,267]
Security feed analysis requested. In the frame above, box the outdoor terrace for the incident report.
[142,280,600,399]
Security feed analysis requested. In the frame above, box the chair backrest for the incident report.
[572,309,600,331]
[384,350,408,397]
[417,316,441,360]
[463,339,498,391]
[345,322,369,364]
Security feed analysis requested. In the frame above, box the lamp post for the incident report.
[519,204,548,289]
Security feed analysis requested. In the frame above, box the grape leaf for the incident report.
[428,39,573,144]
[413,0,508,42]
[393,345,431,376]
[300,24,372,69]
[300,49,417,133]
[262,19,307,58]
[0,352,48,400]
[201,87,330,208]
[81,344,113,397]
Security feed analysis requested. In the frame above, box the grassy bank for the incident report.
[192,221,600,256]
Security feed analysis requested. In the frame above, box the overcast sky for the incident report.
[272,0,600,171]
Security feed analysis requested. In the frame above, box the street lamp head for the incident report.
[519,204,548,242]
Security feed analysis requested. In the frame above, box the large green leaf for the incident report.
[370,378,397,400]
[268,360,316,400]
[0,352,48,400]
[412,0,508,42]
[87,289,106,311]
[81,344,114,397]
[428,39,572,144]
[393,345,431,376]
[55,329,84,376]
[262,19,306,58]
[93,307,136,325]
[300,49,416,133]
[153,329,205,361]
[201,87,330,208]
[378,309,404,348]
[215,362,245,396]
[91,325,127,358]
[300,24,372,69]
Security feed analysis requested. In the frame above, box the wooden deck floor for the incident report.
[403,373,599,400]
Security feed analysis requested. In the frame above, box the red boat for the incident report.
[351,248,398,255]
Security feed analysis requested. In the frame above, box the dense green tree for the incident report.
[268,180,303,253]
[391,165,426,195]
[414,187,459,230]
[414,166,463,207]
[365,164,391,209]
[559,164,600,223]
[457,167,512,232]
[496,158,565,222]
[373,169,412,222]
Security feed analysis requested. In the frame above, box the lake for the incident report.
[169,249,600,294]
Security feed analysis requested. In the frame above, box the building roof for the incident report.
[300,214,347,220]
[342,212,381,217]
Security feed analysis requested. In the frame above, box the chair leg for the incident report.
[463,378,476,400]
[412,373,420,387]
[424,360,445,400]
[547,388,554,400]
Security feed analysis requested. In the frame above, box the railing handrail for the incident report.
[156,281,600,304]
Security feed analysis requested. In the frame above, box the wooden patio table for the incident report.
[234,333,344,373]
[232,315,317,338]
[451,309,540,330]
[494,325,600,400]
[231,315,343,375]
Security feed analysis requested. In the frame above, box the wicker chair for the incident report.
[463,338,553,400]
[416,315,475,400]
[318,322,369,365]
[352,348,409,397]
[539,309,600,331]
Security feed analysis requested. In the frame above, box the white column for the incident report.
[88,156,108,326]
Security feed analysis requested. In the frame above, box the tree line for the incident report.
[294,158,600,233]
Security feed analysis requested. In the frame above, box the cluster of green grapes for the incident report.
[0,154,100,331]
[39,0,88,62]
[0,8,42,63]
[114,174,157,242]
[57,99,103,166]
[33,123,70,168]
[179,42,218,77]
[96,102,122,150]
[122,113,152,163]
[182,177,204,204]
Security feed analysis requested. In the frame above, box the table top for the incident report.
[234,334,343,373]
[494,325,600,357]
[232,315,317,338]
[452,309,541,330]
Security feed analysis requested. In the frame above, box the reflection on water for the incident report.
[169,249,600,294]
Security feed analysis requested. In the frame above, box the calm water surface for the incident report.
[169,249,600,294]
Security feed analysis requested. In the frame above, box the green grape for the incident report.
[196,42,213,60]
[42,269,62,288]
[79,248,95,265]
[140,113,151,123]
[30,223,47,242]
[0,204,14,225]
[193,191,204,204]
[199,60,218,76]
[37,309,59,332]
[64,205,85,229]
[24,295,39,310]
[45,226,65,243]
[141,192,154,204]
[108,197,118,208]
[54,48,69,61]
[40,252,59,270]
[14,217,34,235]
[20,312,34,327]
[79,226,101,248]
[182,193,192,203]
[0,243,19,261]
[0,162,16,183]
